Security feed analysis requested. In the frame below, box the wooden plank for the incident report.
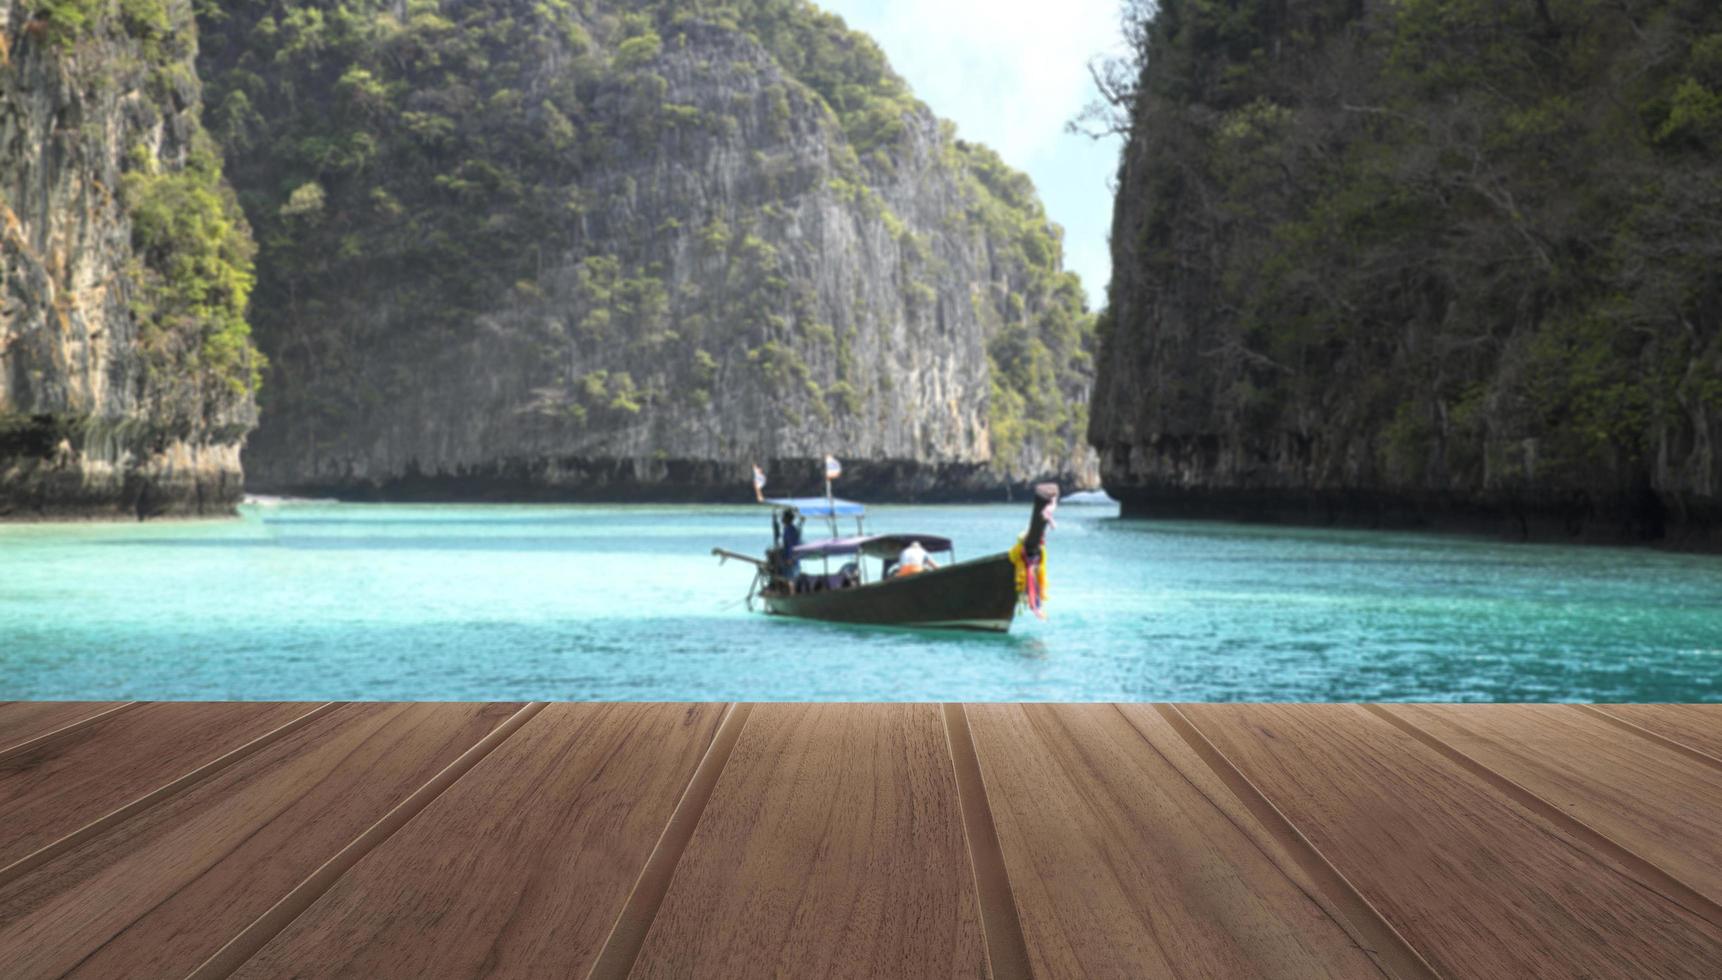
[586,705,752,979]
[1589,704,1722,764]
[941,705,1031,980]
[228,703,728,979]
[969,704,1387,979]
[1386,704,1722,912]
[0,701,319,868]
[0,703,128,754]
[628,703,988,979]
[1183,704,1722,978]
[0,702,518,979]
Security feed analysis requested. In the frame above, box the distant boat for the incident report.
[714,485,1057,632]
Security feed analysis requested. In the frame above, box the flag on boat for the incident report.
[752,463,766,502]
[824,454,842,481]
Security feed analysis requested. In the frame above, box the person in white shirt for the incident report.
[894,540,937,577]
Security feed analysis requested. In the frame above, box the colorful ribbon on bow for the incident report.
[1008,537,1049,619]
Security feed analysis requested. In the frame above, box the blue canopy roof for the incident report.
[766,496,865,518]
[791,534,954,561]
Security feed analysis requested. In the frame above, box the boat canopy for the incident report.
[766,496,865,518]
[791,533,954,561]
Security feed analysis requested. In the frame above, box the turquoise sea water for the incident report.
[1,500,1718,702]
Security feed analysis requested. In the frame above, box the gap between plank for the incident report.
[1363,704,1722,933]
[941,703,1032,980]
[0,702,143,765]
[0,701,340,890]
[1151,704,1440,980]
[1570,704,1722,775]
[586,701,754,980]
[185,701,549,980]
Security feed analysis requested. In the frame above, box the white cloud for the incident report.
[817,0,1129,304]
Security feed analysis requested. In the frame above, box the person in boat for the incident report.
[893,539,938,577]
[776,507,803,587]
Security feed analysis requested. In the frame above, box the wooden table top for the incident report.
[1,701,1717,978]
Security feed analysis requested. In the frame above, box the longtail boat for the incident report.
[713,484,1057,632]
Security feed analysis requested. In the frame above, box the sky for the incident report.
[818,0,1130,309]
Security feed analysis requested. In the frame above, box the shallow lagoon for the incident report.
[1,500,1718,701]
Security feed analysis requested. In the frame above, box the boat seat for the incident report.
[793,563,860,594]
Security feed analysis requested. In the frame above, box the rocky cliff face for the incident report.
[1092,0,1722,546]
[0,0,260,518]
[201,0,1096,501]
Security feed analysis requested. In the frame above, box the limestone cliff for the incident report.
[1092,0,1722,546]
[0,0,260,518]
[199,0,1096,501]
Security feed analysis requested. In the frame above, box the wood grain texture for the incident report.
[1183,704,1722,979]
[628,703,988,979]
[1590,704,1722,763]
[229,703,727,980]
[0,702,517,980]
[0,703,128,755]
[970,704,1385,979]
[0,701,317,868]
[1386,704,1722,911]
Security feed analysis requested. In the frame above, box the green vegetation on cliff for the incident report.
[125,135,262,401]
[1095,0,1721,531]
[194,0,1090,487]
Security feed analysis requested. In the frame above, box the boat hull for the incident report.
[762,552,1019,632]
